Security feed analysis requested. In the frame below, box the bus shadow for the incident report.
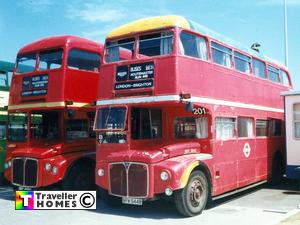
[92,183,267,219]
[92,198,183,219]
[0,186,15,201]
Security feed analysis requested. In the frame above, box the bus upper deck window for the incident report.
[280,70,290,86]
[39,49,63,71]
[68,49,100,72]
[179,32,208,61]
[138,31,174,57]
[211,42,232,68]
[16,53,36,74]
[252,58,266,79]
[267,65,280,83]
[105,38,134,63]
[234,52,251,73]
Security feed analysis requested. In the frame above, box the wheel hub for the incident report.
[189,179,203,207]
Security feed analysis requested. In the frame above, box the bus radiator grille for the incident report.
[109,162,148,197]
[12,158,38,187]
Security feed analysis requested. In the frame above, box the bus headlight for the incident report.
[8,161,12,168]
[97,169,104,177]
[52,166,58,175]
[45,163,51,172]
[160,171,169,181]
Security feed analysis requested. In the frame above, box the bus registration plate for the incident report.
[122,197,143,205]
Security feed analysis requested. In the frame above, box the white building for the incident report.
[282,91,300,179]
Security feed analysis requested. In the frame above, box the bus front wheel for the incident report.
[174,170,209,217]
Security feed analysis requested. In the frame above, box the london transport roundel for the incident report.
[243,143,251,158]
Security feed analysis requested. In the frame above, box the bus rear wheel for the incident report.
[174,170,209,217]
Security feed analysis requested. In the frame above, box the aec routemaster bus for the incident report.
[94,15,292,217]
[4,36,103,190]
[0,60,13,185]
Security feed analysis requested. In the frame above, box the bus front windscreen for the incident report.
[95,107,126,130]
[30,111,60,140]
[95,107,127,144]
[8,113,28,142]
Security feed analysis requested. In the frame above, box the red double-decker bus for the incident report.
[94,16,292,216]
[4,35,103,190]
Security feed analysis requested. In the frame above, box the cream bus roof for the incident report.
[107,15,190,39]
[107,15,286,69]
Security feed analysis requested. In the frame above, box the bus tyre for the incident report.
[98,187,121,207]
[62,162,95,190]
[174,170,209,217]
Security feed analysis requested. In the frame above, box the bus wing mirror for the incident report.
[185,101,194,112]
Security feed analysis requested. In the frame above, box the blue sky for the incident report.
[0,0,299,89]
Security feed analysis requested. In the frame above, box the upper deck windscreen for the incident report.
[16,49,63,74]
[105,31,174,63]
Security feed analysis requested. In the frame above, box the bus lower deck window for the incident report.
[174,117,208,139]
[238,117,254,138]
[256,120,268,137]
[270,119,282,136]
[215,117,236,140]
[131,108,162,140]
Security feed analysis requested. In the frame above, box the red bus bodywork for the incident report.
[94,16,292,216]
[4,35,103,189]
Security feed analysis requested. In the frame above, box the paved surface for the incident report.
[0,180,300,225]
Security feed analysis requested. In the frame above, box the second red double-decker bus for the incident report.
[93,15,293,217]
[4,35,103,190]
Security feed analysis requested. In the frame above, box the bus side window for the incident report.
[270,119,282,136]
[211,42,232,68]
[238,117,254,138]
[280,70,290,86]
[252,58,266,79]
[179,32,208,61]
[234,52,251,74]
[174,117,208,139]
[267,65,280,83]
[66,119,89,139]
[215,117,236,140]
[256,120,268,137]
